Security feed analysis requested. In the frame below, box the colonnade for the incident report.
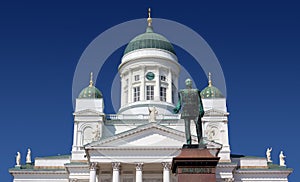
[89,162,171,182]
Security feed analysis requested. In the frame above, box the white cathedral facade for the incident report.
[10,11,292,182]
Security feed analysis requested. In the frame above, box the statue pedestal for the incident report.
[171,144,220,182]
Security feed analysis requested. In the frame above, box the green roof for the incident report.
[65,162,89,166]
[79,85,102,99]
[230,154,265,159]
[35,154,70,159]
[267,163,293,171]
[124,26,175,55]
[9,163,65,171]
[201,85,224,99]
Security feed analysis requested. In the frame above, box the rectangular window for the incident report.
[146,85,154,100]
[133,86,140,102]
[160,87,167,101]
[160,75,166,81]
[134,75,140,81]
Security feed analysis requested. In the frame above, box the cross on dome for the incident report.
[89,72,93,87]
[147,8,152,27]
[208,72,212,87]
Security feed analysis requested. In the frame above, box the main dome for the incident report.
[124,26,176,55]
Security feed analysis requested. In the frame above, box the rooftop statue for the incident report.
[173,78,204,145]
[279,151,286,166]
[16,152,21,166]
[266,147,272,162]
[26,148,31,164]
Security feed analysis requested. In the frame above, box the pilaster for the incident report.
[162,162,171,182]
[112,162,120,182]
[135,163,143,182]
[89,162,98,182]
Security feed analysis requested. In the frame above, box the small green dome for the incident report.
[79,85,102,99]
[78,73,102,99]
[124,26,176,55]
[201,85,224,99]
[201,72,224,99]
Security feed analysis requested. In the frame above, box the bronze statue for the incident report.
[173,78,204,145]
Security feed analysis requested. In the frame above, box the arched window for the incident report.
[82,127,93,145]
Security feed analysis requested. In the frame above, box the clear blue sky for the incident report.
[1,1,299,181]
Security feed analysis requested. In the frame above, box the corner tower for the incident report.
[71,73,105,161]
[118,8,180,115]
[201,73,231,162]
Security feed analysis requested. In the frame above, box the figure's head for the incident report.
[185,78,192,89]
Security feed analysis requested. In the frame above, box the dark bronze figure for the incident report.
[173,79,204,145]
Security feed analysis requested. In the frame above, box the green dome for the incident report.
[79,85,103,99]
[201,85,224,99]
[124,26,176,55]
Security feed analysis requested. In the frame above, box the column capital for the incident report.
[162,162,171,170]
[135,163,143,171]
[89,162,98,170]
[224,178,234,182]
[112,162,121,171]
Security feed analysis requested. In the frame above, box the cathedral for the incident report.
[9,10,292,182]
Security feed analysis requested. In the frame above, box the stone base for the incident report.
[172,146,220,182]
[182,143,206,149]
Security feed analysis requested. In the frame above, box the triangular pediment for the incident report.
[204,109,229,116]
[85,123,195,148]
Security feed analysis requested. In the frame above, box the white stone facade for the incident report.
[9,14,292,182]
[9,92,292,182]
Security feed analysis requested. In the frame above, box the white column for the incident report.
[224,178,234,182]
[167,69,172,103]
[135,163,143,182]
[89,162,98,182]
[72,122,78,150]
[128,70,132,103]
[120,74,124,106]
[162,162,171,182]
[154,67,160,101]
[78,130,83,146]
[141,66,145,100]
[173,75,179,104]
[112,162,120,182]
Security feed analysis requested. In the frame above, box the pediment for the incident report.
[204,109,229,116]
[85,123,195,148]
[73,109,104,116]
